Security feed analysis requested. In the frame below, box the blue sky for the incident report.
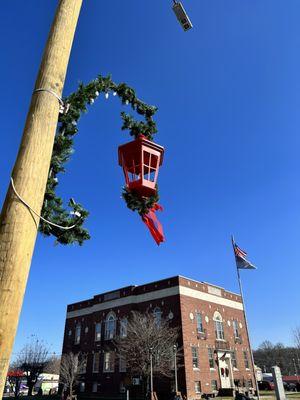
[1,0,300,359]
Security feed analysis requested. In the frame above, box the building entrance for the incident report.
[218,354,232,389]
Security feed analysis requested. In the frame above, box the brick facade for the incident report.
[62,276,255,399]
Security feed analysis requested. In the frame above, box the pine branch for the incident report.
[39,74,160,245]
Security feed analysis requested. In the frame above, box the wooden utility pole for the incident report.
[0,1,82,396]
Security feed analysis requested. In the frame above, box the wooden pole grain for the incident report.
[0,1,82,395]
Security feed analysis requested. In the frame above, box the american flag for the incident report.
[234,243,247,259]
[232,237,256,270]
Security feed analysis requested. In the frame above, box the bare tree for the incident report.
[44,355,61,375]
[114,311,179,395]
[15,338,49,396]
[294,327,300,350]
[60,352,86,398]
[253,340,300,375]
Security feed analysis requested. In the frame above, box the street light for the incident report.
[172,1,193,31]
[150,347,153,400]
[173,344,178,393]
[293,358,299,378]
[0,0,192,396]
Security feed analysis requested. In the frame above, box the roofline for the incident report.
[178,275,241,297]
[67,275,241,307]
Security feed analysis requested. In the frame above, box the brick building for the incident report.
[62,276,256,399]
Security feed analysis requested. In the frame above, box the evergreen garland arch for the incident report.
[39,74,160,246]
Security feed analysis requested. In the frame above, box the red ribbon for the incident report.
[141,204,165,245]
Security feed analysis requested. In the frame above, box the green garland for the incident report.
[39,75,160,246]
[122,187,159,216]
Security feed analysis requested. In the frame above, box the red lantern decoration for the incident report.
[118,135,164,197]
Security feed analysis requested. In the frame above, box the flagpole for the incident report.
[231,236,260,400]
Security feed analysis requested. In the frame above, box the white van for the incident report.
[34,374,59,395]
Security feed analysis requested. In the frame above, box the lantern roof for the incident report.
[118,135,164,166]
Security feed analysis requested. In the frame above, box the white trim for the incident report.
[67,285,243,319]
[180,276,240,297]
[67,287,180,318]
[179,286,243,311]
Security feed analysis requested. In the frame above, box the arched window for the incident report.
[105,312,116,340]
[153,307,162,327]
[213,312,224,340]
[120,318,128,338]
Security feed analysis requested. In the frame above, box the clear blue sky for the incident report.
[1,1,299,359]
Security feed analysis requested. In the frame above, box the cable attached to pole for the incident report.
[33,88,70,114]
[10,177,80,231]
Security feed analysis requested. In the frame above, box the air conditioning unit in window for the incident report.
[172,1,193,31]
[197,329,207,340]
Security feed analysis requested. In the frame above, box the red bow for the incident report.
[141,204,165,245]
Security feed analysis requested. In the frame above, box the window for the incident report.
[231,351,238,369]
[211,380,218,391]
[191,346,199,369]
[168,347,176,370]
[119,355,126,372]
[79,382,85,393]
[233,320,239,338]
[194,381,201,394]
[95,322,101,341]
[196,313,204,333]
[78,354,87,374]
[93,353,100,373]
[120,318,128,338]
[68,330,72,337]
[120,382,126,393]
[214,313,224,340]
[243,351,249,369]
[103,352,115,372]
[234,379,241,388]
[208,348,214,368]
[75,324,81,344]
[105,312,116,340]
[92,382,98,393]
[154,349,161,367]
[153,307,162,327]
[247,379,253,388]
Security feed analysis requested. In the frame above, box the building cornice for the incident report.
[66,284,243,319]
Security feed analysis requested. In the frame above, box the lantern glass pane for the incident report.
[126,160,141,182]
[143,151,158,183]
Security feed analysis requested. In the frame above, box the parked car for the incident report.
[18,384,29,396]
[283,382,297,392]
[3,385,12,394]
[258,381,275,390]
